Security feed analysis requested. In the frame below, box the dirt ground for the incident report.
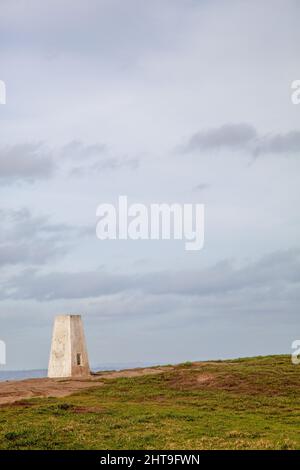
[0,366,173,405]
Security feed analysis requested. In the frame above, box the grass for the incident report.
[0,355,299,449]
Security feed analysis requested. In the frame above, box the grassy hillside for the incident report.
[0,355,299,450]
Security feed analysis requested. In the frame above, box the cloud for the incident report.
[180,124,300,158]
[0,140,139,184]
[183,124,257,153]
[60,140,140,176]
[193,183,210,192]
[253,130,300,157]
[0,143,55,183]
[69,156,139,177]
[0,207,90,267]
[2,249,299,313]
[61,141,107,160]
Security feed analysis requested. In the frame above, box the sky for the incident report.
[0,0,299,370]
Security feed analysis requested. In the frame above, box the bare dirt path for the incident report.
[0,366,173,405]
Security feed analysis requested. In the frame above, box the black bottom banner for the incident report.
[0,450,298,465]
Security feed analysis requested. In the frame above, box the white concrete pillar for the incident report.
[48,315,90,378]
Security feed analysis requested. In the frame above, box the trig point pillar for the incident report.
[48,315,90,378]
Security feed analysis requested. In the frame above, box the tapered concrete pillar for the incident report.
[48,315,90,378]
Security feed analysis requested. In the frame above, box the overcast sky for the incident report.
[0,0,299,370]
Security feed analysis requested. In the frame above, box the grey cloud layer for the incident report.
[0,143,54,183]
[3,122,298,186]
[0,208,90,267]
[3,249,299,305]
[0,141,139,184]
[61,141,107,160]
[180,124,300,158]
[59,140,140,174]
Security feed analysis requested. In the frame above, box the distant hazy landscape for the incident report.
[0,370,47,382]
[0,363,159,382]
